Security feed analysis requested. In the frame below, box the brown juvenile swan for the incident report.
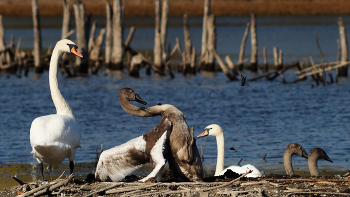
[95,89,171,182]
[118,88,203,182]
[284,143,308,176]
[308,147,333,176]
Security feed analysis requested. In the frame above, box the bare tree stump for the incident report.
[110,0,123,70]
[237,23,250,71]
[0,15,5,64]
[263,46,268,72]
[153,0,165,75]
[250,10,258,73]
[206,13,216,71]
[338,17,348,77]
[160,0,168,62]
[199,0,210,70]
[105,1,112,66]
[73,0,89,75]
[183,14,195,75]
[32,0,43,73]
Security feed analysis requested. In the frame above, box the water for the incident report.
[1,15,350,186]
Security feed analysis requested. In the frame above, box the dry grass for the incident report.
[0,0,350,16]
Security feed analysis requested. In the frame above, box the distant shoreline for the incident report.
[0,0,350,17]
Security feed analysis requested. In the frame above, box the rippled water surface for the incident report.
[0,70,349,178]
[1,15,350,187]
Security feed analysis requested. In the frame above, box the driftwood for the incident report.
[6,171,350,197]
[249,60,300,82]
[224,55,238,76]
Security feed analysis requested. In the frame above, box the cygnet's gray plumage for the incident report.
[308,147,333,177]
[284,143,308,176]
[119,88,203,182]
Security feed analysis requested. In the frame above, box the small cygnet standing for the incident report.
[308,147,333,176]
[284,143,308,176]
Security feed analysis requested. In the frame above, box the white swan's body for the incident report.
[197,124,262,178]
[95,130,168,182]
[30,39,83,179]
[95,88,170,182]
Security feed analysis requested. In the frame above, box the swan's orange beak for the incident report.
[71,46,83,58]
[197,129,209,138]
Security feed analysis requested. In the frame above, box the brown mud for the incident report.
[0,0,350,17]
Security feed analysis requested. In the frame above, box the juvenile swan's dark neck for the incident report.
[284,148,295,176]
[118,94,161,117]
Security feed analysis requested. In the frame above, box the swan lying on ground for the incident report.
[95,88,171,182]
[197,124,262,178]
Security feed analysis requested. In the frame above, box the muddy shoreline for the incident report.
[0,0,350,17]
[1,162,348,196]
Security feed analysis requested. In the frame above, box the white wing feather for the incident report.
[95,136,147,182]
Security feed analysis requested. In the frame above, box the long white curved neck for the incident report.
[214,132,225,176]
[49,47,75,120]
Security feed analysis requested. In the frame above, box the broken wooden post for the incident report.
[213,48,236,81]
[315,31,333,83]
[160,0,168,62]
[105,1,112,67]
[237,23,250,71]
[90,28,106,74]
[32,0,42,73]
[88,21,96,53]
[278,49,283,69]
[338,17,348,77]
[225,55,238,76]
[0,15,6,65]
[263,46,268,72]
[250,10,258,73]
[154,0,164,75]
[110,0,123,70]
[61,0,71,74]
[73,0,88,75]
[62,0,71,39]
[200,0,210,70]
[206,13,215,71]
[183,14,194,75]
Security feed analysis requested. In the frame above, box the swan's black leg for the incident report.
[69,161,74,174]
[38,162,44,180]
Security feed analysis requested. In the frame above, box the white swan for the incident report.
[308,147,333,176]
[29,39,83,180]
[197,124,262,178]
[284,143,308,176]
[95,88,171,182]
